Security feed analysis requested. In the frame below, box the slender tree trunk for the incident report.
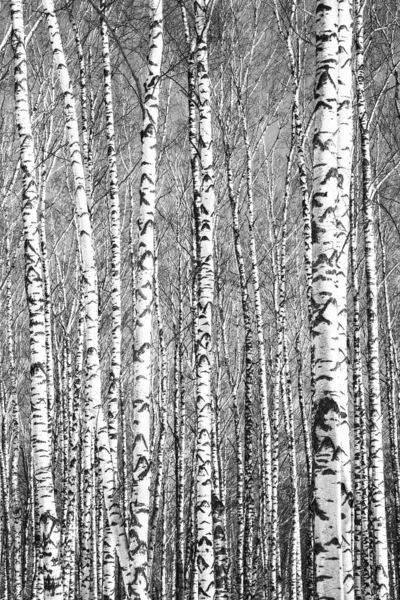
[10,2,62,596]
[354,1,389,598]
[100,0,123,594]
[378,208,400,598]
[129,0,163,597]
[41,0,131,590]
[5,217,22,600]
[226,147,254,600]
[148,247,168,575]
[67,1,92,203]
[0,388,10,600]
[194,0,216,598]
[174,227,186,600]
[237,89,272,594]
[212,394,228,600]
[336,2,354,596]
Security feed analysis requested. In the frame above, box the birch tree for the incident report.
[354,0,389,596]
[311,2,344,599]
[194,0,217,597]
[129,0,163,597]
[10,1,62,596]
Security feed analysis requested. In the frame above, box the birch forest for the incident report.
[1,0,400,599]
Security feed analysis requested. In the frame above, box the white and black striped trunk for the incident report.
[129,0,163,597]
[194,0,216,598]
[354,1,389,597]
[11,1,62,596]
[312,2,344,599]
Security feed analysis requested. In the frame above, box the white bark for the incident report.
[129,0,163,597]
[11,1,62,597]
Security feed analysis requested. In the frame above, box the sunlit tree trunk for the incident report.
[100,0,122,594]
[41,1,130,592]
[129,0,163,596]
[336,2,354,596]
[194,0,216,598]
[67,1,92,203]
[312,2,343,599]
[10,2,62,596]
[5,217,22,600]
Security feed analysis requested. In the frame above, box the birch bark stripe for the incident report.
[194,0,216,597]
[129,0,163,597]
[40,0,131,590]
[354,1,389,597]
[312,2,343,599]
[10,1,62,596]
[100,0,122,594]
[336,2,354,595]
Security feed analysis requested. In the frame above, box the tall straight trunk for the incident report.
[350,184,372,600]
[237,90,272,580]
[81,394,95,599]
[33,468,45,600]
[336,2,354,596]
[100,0,121,477]
[312,2,343,599]
[63,291,85,600]
[67,1,92,203]
[129,0,163,596]
[161,484,168,600]
[148,246,168,572]
[174,226,186,600]
[10,2,62,597]
[38,149,55,441]
[354,1,389,597]
[211,394,228,600]
[100,0,122,594]
[226,148,254,600]
[5,218,22,600]
[0,386,10,600]
[62,339,73,560]
[276,8,314,594]
[378,208,400,597]
[276,134,302,600]
[194,0,216,598]
[270,236,282,600]
[41,0,131,589]
[233,386,244,600]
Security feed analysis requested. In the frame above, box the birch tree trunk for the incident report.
[194,0,216,597]
[100,0,122,594]
[350,184,371,600]
[174,228,186,600]
[354,1,389,597]
[10,2,62,597]
[148,245,167,572]
[378,209,400,598]
[41,1,131,592]
[225,146,254,600]
[5,219,22,600]
[129,0,163,597]
[312,2,344,599]
[336,2,354,596]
